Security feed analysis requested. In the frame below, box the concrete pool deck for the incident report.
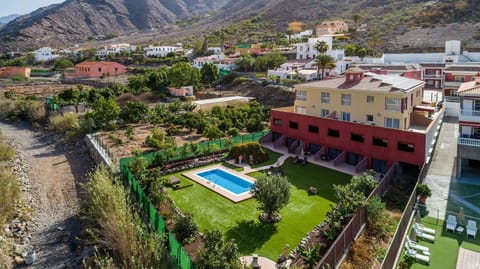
[182,164,256,203]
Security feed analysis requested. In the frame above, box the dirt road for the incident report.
[0,121,94,269]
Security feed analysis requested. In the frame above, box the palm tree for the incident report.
[314,55,336,80]
[315,40,329,56]
[285,28,295,44]
[352,14,361,30]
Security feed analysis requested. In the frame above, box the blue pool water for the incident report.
[197,168,253,195]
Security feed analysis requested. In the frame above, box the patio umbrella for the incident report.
[458,207,465,226]
[409,227,417,241]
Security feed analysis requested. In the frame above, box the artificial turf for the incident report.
[167,158,351,260]
[403,216,480,269]
[250,148,284,169]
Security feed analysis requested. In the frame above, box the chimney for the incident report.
[345,67,365,82]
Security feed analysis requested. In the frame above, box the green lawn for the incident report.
[250,148,284,169]
[167,158,351,260]
[402,217,480,269]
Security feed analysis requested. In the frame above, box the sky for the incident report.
[0,0,65,17]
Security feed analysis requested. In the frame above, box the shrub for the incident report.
[4,90,13,99]
[0,171,21,225]
[11,74,27,82]
[350,238,373,269]
[173,213,198,244]
[252,173,291,223]
[49,113,80,134]
[227,127,240,137]
[0,140,15,162]
[108,134,123,145]
[367,196,390,238]
[196,229,242,269]
[166,125,179,136]
[125,126,134,140]
[308,187,318,195]
[81,165,169,269]
[25,101,46,122]
[227,142,268,165]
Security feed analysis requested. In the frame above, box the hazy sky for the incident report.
[0,0,65,17]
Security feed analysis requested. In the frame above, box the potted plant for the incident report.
[417,184,432,204]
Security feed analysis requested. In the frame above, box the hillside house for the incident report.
[0,66,31,78]
[169,86,194,98]
[316,20,349,36]
[34,47,59,62]
[144,45,183,57]
[96,43,136,57]
[65,61,126,78]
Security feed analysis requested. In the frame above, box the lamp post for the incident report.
[250,254,261,269]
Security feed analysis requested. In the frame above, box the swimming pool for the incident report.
[197,168,253,195]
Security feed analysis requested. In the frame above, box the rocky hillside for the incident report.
[1,0,480,52]
[0,0,230,51]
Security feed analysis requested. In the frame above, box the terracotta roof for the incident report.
[76,61,121,67]
[296,72,424,93]
[457,80,480,96]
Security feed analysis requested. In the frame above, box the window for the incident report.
[296,90,307,101]
[321,109,330,117]
[455,76,465,82]
[289,121,298,129]
[341,94,351,106]
[366,114,373,122]
[328,129,340,137]
[398,142,414,153]
[321,92,330,103]
[273,118,282,126]
[385,97,401,111]
[351,133,364,143]
[373,137,388,147]
[384,117,400,129]
[341,111,350,121]
[308,125,319,133]
[98,68,102,72]
[295,106,307,114]
[367,96,374,103]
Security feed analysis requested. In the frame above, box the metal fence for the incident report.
[315,163,400,269]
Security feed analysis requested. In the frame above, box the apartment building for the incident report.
[457,73,480,177]
[316,20,349,36]
[270,69,443,172]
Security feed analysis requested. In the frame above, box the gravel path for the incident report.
[0,121,94,269]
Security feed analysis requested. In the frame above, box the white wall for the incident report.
[444,101,460,117]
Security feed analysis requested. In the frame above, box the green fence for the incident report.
[119,131,270,269]
[122,130,270,166]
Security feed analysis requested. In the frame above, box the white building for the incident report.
[192,55,237,71]
[208,47,222,54]
[34,47,59,62]
[295,36,333,60]
[96,43,137,57]
[285,29,314,40]
[144,45,183,57]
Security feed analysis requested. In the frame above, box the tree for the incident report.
[251,174,291,222]
[120,101,149,123]
[315,40,329,56]
[367,33,384,57]
[285,28,295,44]
[53,58,74,71]
[352,14,361,30]
[314,55,335,79]
[127,75,149,95]
[90,97,120,128]
[201,62,218,87]
[169,62,201,90]
[196,230,242,269]
[205,124,223,140]
[146,68,169,94]
[357,47,368,59]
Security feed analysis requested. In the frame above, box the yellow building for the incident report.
[293,68,428,130]
[316,20,349,36]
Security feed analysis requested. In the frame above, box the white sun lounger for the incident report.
[414,223,436,235]
[406,238,430,255]
[414,227,435,242]
[446,214,457,233]
[405,244,430,265]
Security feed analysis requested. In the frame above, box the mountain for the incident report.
[1,0,480,52]
[0,14,20,25]
[0,0,230,51]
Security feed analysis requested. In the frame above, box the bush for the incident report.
[49,113,80,134]
[108,134,123,145]
[0,140,15,162]
[81,165,169,268]
[125,126,134,140]
[0,171,21,225]
[227,142,268,165]
[11,74,27,82]
[227,127,240,137]
[308,187,318,195]
[367,196,391,239]
[173,213,198,244]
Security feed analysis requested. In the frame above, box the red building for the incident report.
[65,61,126,78]
[269,70,443,173]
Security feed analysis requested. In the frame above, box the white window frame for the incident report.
[321,109,330,117]
[321,92,330,103]
[341,111,351,121]
[384,117,400,129]
[367,96,374,104]
[385,97,401,111]
[296,90,307,101]
[341,94,351,106]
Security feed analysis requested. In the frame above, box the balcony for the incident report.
[458,137,480,147]
[424,74,444,79]
[459,110,480,123]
